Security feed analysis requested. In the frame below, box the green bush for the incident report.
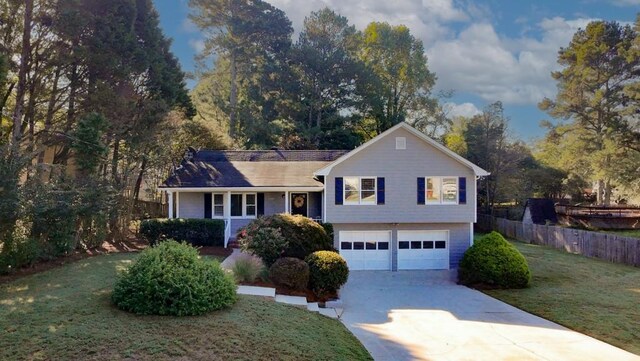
[0,235,40,274]
[319,222,334,240]
[231,257,265,283]
[238,214,333,264]
[269,257,309,291]
[305,251,349,297]
[458,231,531,289]
[239,226,288,267]
[139,218,224,246]
[112,240,236,316]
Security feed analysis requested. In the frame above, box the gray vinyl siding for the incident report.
[264,192,286,215]
[333,223,472,269]
[325,127,476,224]
[177,192,204,219]
[230,219,252,237]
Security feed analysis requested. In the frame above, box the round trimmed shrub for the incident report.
[305,251,349,297]
[238,214,333,265]
[112,240,236,316]
[458,231,531,289]
[269,257,309,291]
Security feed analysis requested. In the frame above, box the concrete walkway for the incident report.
[340,270,640,361]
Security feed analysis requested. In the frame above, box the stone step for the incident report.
[307,302,320,312]
[237,285,276,298]
[275,295,309,307]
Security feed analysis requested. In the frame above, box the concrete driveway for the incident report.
[340,270,639,361]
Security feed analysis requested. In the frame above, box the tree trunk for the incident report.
[133,157,147,201]
[10,0,33,150]
[37,69,61,166]
[111,138,120,185]
[229,51,238,138]
[596,179,604,205]
[604,178,612,206]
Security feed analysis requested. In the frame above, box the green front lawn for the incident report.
[482,240,640,355]
[0,253,371,361]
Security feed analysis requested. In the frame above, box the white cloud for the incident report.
[611,0,640,6]
[188,39,205,53]
[267,0,467,44]
[445,102,481,118]
[259,2,619,107]
[428,17,598,105]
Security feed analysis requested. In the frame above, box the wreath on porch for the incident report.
[293,195,306,208]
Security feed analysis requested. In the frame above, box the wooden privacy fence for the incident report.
[477,214,640,267]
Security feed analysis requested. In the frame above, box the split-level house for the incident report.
[159,122,489,271]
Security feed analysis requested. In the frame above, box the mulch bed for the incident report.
[0,238,149,285]
[198,246,234,258]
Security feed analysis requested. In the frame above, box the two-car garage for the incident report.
[339,230,450,271]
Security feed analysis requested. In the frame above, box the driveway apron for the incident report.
[340,270,639,361]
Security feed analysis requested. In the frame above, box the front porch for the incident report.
[164,188,324,247]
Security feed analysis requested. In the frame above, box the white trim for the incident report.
[175,192,180,218]
[343,176,377,205]
[470,222,474,246]
[158,186,323,192]
[212,193,225,218]
[322,188,326,222]
[230,192,257,219]
[314,122,489,177]
[167,191,174,219]
[284,190,289,214]
[290,192,309,217]
[425,177,459,205]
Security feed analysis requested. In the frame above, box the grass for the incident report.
[0,253,371,361]
[601,229,640,238]
[478,237,640,355]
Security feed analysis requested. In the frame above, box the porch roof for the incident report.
[161,150,348,189]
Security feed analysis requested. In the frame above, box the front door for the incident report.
[290,193,308,217]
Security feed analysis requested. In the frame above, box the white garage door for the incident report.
[398,230,449,270]
[339,231,391,270]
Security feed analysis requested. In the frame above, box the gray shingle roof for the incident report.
[162,150,348,188]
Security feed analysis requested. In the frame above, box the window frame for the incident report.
[425,177,459,205]
[229,193,257,219]
[343,176,377,205]
[212,193,224,218]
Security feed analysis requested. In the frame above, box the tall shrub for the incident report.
[139,218,225,246]
[112,240,236,316]
[458,231,531,288]
[238,214,333,263]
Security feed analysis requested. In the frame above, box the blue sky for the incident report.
[153,0,639,140]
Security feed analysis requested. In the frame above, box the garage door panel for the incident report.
[398,231,449,270]
[339,231,391,271]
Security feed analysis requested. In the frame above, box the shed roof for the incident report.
[523,198,558,225]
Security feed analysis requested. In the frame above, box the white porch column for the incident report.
[167,191,174,219]
[224,191,231,219]
[285,191,289,214]
[175,192,180,218]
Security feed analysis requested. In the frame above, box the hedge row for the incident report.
[139,218,225,246]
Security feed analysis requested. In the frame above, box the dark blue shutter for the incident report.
[417,177,425,205]
[377,177,385,205]
[204,193,212,218]
[257,193,265,216]
[335,177,343,205]
[459,177,467,204]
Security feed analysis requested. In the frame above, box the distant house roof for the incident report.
[523,198,558,225]
[161,150,349,188]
